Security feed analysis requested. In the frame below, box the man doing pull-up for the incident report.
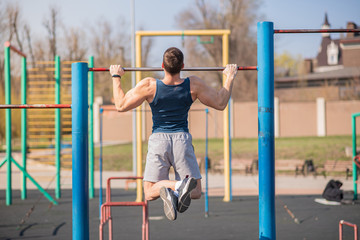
[110,47,238,220]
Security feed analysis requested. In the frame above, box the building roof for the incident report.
[275,67,360,83]
[323,13,330,26]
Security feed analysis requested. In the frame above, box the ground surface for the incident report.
[0,189,359,240]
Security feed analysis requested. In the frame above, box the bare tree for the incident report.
[43,6,59,59]
[63,27,87,61]
[24,24,36,67]
[7,3,24,51]
[176,0,260,101]
[89,19,132,102]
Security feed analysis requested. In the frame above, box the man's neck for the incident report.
[162,72,183,85]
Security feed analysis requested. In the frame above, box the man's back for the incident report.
[149,78,193,133]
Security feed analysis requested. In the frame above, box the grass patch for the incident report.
[94,135,356,171]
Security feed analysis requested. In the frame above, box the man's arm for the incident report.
[110,65,153,112]
[192,64,238,110]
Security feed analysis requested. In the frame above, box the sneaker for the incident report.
[160,187,178,221]
[177,177,197,213]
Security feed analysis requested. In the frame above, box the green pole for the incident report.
[352,113,360,200]
[4,44,12,205]
[88,56,94,199]
[55,55,61,199]
[11,157,58,205]
[21,56,27,200]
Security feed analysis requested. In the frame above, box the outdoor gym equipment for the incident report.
[99,176,149,240]
[4,23,360,240]
[339,220,358,240]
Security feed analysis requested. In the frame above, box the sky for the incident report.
[3,0,360,65]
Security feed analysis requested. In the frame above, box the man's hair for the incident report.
[163,47,184,75]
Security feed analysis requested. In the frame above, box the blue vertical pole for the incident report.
[72,62,89,240]
[99,108,104,218]
[205,108,209,218]
[257,21,276,240]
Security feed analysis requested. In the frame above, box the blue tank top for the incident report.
[149,78,193,133]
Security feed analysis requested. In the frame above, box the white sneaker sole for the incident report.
[160,187,177,221]
[178,178,197,213]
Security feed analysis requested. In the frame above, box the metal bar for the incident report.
[21,56,27,200]
[223,32,231,203]
[55,55,61,199]
[136,29,231,36]
[0,158,7,168]
[352,114,359,200]
[205,108,209,218]
[4,41,27,58]
[274,28,360,34]
[4,42,12,205]
[11,157,58,205]
[99,108,103,219]
[89,66,257,72]
[88,56,95,199]
[0,104,71,109]
[339,220,358,240]
[257,21,276,240]
[135,33,143,203]
[72,62,89,240]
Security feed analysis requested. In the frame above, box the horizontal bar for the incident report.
[102,202,147,207]
[89,66,257,72]
[35,61,55,64]
[0,104,71,109]
[137,29,231,36]
[340,220,357,228]
[4,41,27,58]
[274,29,360,34]
[62,60,87,64]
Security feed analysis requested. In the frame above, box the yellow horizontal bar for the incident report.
[62,154,72,158]
[28,148,54,152]
[28,87,55,91]
[28,81,55,85]
[35,61,55,64]
[136,29,231,37]
[28,128,56,132]
[28,68,55,72]
[62,74,72,78]
[28,155,55,159]
[62,82,72,85]
[28,135,55,138]
[28,123,54,126]
[28,142,54,146]
[28,115,55,119]
[28,94,55,98]
[28,75,52,79]
[28,121,71,125]
[29,127,72,132]
[62,60,87,64]
[63,134,72,138]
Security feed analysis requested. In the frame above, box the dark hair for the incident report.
[163,47,184,75]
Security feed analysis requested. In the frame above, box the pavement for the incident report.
[1,153,360,240]
[0,153,356,197]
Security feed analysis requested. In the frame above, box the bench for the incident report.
[275,159,305,175]
[213,159,257,174]
[318,160,354,179]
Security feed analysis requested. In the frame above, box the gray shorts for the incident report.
[143,132,202,182]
